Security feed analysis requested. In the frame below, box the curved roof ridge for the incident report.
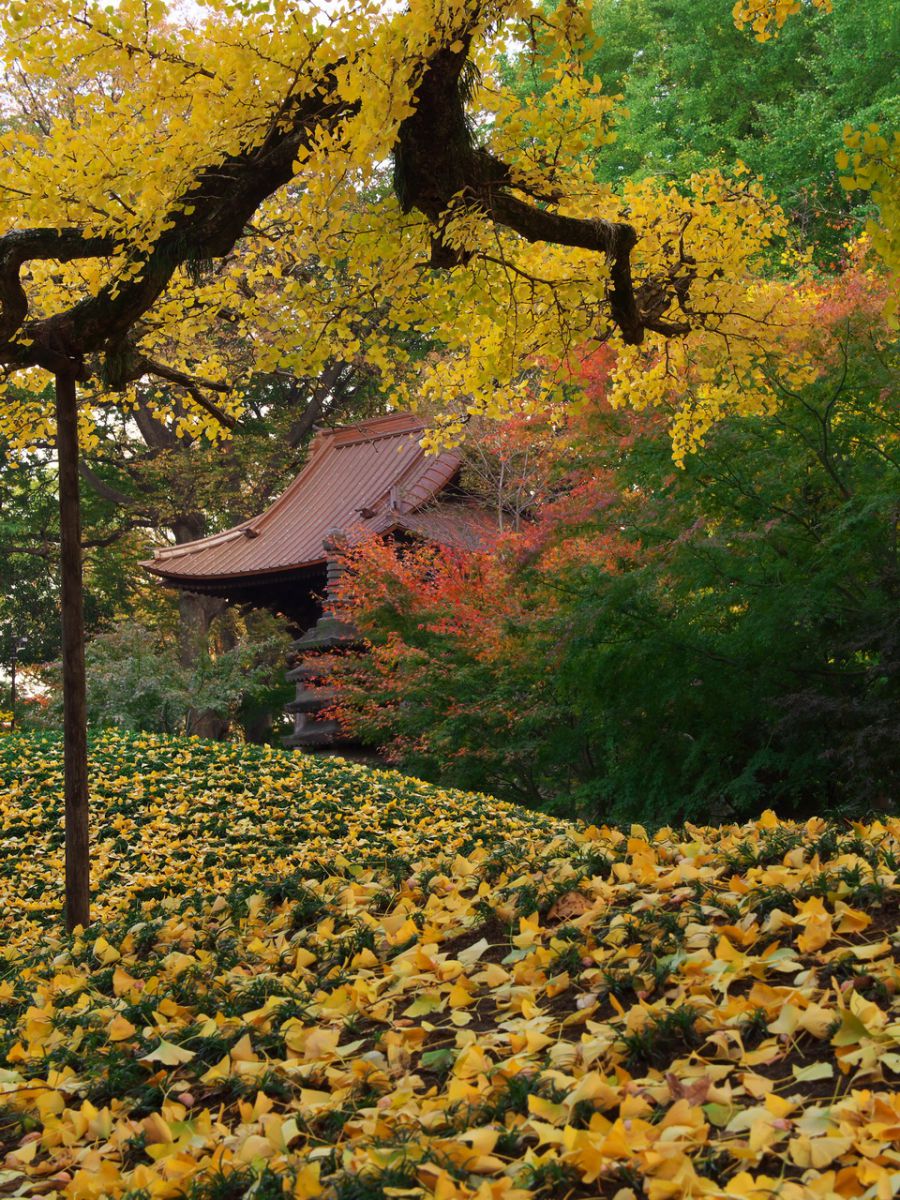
[327,411,425,441]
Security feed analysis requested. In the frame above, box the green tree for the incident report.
[48,614,293,742]
[0,443,152,669]
[559,322,898,821]
[512,0,898,254]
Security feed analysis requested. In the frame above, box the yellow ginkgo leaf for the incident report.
[107,1015,137,1043]
[139,1039,196,1066]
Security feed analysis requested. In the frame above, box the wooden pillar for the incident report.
[9,644,17,731]
[55,369,91,932]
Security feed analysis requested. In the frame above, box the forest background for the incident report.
[1,0,897,826]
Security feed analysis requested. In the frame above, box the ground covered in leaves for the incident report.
[0,732,899,1200]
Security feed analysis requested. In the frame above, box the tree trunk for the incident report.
[177,589,226,671]
[55,370,91,932]
[172,514,222,669]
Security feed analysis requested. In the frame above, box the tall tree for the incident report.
[1,0,819,928]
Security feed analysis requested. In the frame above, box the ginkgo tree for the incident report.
[0,0,823,930]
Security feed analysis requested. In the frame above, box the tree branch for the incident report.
[77,461,137,508]
[393,43,665,344]
[1,19,694,383]
[3,516,153,558]
[140,356,237,430]
[0,70,357,375]
[0,229,117,344]
[285,360,355,448]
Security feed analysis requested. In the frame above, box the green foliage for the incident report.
[0,451,144,668]
[558,331,898,823]
[511,0,898,255]
[621,1005,703,1073]
[40,614,292,742]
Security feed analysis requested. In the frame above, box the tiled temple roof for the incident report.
[144,412,496,585]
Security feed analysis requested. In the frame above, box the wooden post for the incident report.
[55,369,91,931]
[10,642,17,731]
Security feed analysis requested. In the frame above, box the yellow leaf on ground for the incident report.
[140,1040,195,1066]
[107,1015,137,1042]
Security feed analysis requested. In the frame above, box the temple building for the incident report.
[144,412,497,746]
